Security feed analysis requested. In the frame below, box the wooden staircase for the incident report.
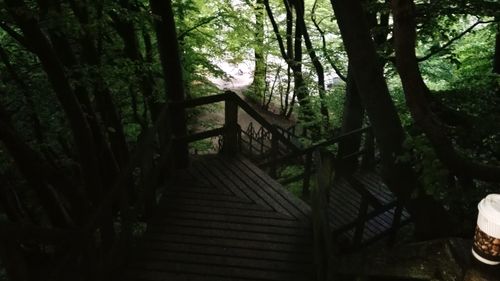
[329,171,411,251]
[0,91,411,281]
[121,155,313,281]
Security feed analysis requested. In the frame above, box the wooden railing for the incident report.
[177,91,300,157]
[0,90,374,281]
[258,126,373,197]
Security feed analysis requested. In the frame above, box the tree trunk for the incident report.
[252,0,267,103]
[68,1,130,170]
[5,0,103,203]
[337,66,364,175]
[297,0,329,125]
[0,44,44,144]
[42,3,121,189]
[111,1,161,122]
[312,0,347,82]
[331,0,455,238]
[494,18,500,74]
[0,105,72,227]
[263,0,312,121]
[150,0,189,168]
[290,1,312,121]
[392,0,500,182]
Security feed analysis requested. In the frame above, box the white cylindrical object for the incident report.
[472,194,500,265]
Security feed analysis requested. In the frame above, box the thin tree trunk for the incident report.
[150,0,189,168]
[0,105,72,227]
[337,66,364,175]
[5,0,103,203]
[111,1,161,122]
[494,18,500,74]
[297,0,329,125]
[311,0,346,81]
[42,4,120,189]
[252,0,267,103]
[68,1,130,170]
[0,45,44,143]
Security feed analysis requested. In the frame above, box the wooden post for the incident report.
[361,128,375,169]
[142,141,156,219]
[303,151,313,197]
[223,97,239,156]
[389,203,403,245]
[270,132,278,178]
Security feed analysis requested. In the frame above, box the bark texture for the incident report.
[392,0,500,182]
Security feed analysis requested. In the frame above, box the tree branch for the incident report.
[177,14,222,41]
[0,21,35,53]
[392,0,500,182]
[311,0,346,81]
[263,0,289,62]
[418,19,498,62]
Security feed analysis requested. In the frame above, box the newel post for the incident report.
[223,94,239,156]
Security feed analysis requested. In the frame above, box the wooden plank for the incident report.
[155,208,310,228]
[355,172,394,204]
[153,217,311,236]
[195,158,254,203]
[162,189,250,204]
[346,176,383,208]
[122,270,258,281]
[329,183,362,212]
[328,193,359,226]
[236,157,311,220]
[135,241,310,262]
[127,261,310,281]
[190,160,245,197]
[203,157,275,212]
[157,204,295,220]
[147,225,311,245]
[166,186,231,196]
[132,251,311,273]
[143,233,312,254]
[160,196,273,212]
[329,181,362,218]
[328,194,359,224]
[214,157,295,217]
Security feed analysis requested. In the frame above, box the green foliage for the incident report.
[279,164,304,197]
[402,134,449,200]
[419,19,497,91]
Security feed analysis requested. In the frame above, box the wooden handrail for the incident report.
[175,93,227,108]
[260,126,371,168]
[228,92,300,152]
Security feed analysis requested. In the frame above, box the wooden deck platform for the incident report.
[120,155,313,281]
[328,171,411,250]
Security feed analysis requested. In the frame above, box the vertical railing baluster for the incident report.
[223,96,239,156]
[361,128,375,169]
[270,133,278,178]
[303,151,313,198]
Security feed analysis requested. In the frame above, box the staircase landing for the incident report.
[121,155,313,281]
